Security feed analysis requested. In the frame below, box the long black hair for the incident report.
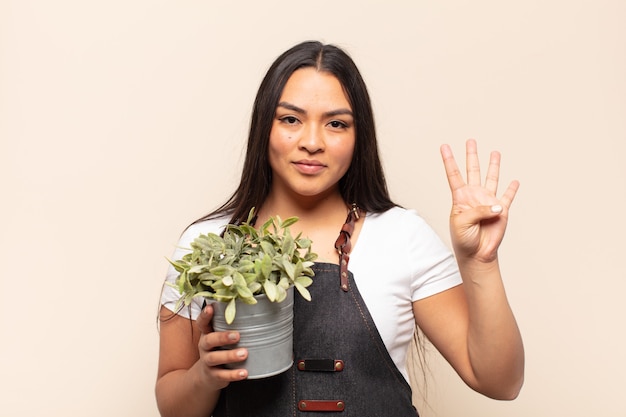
[196,41,395,225]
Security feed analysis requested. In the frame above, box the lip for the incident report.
[293,159,326,175]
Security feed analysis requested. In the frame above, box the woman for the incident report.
[156,41,524,417]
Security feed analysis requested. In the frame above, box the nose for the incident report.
[298,123,324,154]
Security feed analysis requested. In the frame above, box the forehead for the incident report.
[279,68,351,110]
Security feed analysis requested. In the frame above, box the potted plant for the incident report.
[168,208,318,378]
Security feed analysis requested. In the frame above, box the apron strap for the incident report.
[334,203,362,292]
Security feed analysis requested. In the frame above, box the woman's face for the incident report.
[268,67,355,203]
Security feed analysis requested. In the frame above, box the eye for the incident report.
[279,116,300,125]
[328,120,348,129]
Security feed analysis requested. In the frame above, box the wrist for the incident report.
[456,253,499,269]
[456,256,501,286]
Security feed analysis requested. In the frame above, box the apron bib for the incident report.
[213,263,419,416]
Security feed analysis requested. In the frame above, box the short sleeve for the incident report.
[403,210,462,301]
[160,217,228,320]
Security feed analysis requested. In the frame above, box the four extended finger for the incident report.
[440,144,466,191]
[465,139,482,186]
[484,151,501,195]
[499,180,520,209]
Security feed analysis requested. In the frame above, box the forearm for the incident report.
[156,363,221,417]
[458,257,525,399]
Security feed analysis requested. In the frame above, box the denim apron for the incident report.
[212,262,419,416]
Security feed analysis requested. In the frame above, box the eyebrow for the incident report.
[277,101,353,118]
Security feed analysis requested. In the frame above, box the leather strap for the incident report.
[298,400,345,412]
[297,359,344,372]
[334,203,361,292]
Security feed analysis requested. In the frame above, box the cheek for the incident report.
[269,123,298,152]
[338,140,356,168]
[268,131,289,168]
[267,141,279,171]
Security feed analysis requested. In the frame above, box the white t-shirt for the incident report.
[161,206,462,381]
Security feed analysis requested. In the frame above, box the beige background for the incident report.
[1,1,625,416]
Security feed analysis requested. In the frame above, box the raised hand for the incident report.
[440,139,519,264]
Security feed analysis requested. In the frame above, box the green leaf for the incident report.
[275,284,287,303]
[296,237,312,249]
[274,216,283,232]
[213,289,234,300]
[293,260,303,278]
[233,271,246,287]
[263,280,278,302]
[248,282,262,294]
[210,280,227,290]
[194,291,214,299]
[260,253,272,279]
[225,224,242,237]
[188,264,209,274]
[280,216,299,229]
[246,207,257,224]
[210,265,233,276]
[236,284,254,299]
[281,233,295,257]
[282,257,295,280]
[225,299,237,324]
[167,258,186,273]
[294,282,312,301]
[260,241,275,256]
[260,217,274,234]
[176,271,188,294]
[242,272,258,284]
[295,276,313,288]
[239,295,258,305]
[183,292,195,306]
[237,259,255,272]
[238,224,257,238]
[278,276,290,289]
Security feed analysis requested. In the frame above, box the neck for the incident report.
[258,191,348,223]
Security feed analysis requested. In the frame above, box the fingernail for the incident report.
[228,332,238,341]
[491,205,503,213]
[238,370,246,378]
[237,349,246,358]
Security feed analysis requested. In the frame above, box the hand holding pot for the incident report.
[196,304,249,386]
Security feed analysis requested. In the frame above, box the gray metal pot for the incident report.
[210,286,294,379]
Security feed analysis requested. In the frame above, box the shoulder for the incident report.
[167,214,231,262]
[358,206,459,291]
[177,214,231,248]
[364,206,432,237]
[356,206,450,267]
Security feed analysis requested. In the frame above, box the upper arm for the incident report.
[157,306,201,380]
[412,284,478,389]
